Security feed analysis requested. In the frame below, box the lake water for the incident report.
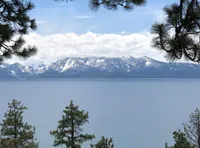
[0,79,200,148]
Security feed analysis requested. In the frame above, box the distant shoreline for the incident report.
[1,78,200,81]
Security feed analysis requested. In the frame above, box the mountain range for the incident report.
[1,56,200,78]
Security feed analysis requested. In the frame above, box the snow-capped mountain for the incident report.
[1,56,200,78]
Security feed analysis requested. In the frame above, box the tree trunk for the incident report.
[71,113,75,148]
[14,114,18,148]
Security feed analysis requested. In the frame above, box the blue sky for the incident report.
[31,0,176,34]
[10,0,180,64]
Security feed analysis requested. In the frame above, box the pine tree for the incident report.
[55,0,146,11]
[165,130,193,148]
[89,0,146,11]
[90,137,114,148]
[0,0,37,62]
[0,99,38,148]
[50,100,95,148]
[184,108,200,148]
[151,0,200,63]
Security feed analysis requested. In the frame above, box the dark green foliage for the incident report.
[0,0,37,62]
[90,136,114,148]
[0,99,38,148]
[89,0,146,11]
[55,0,146,11]
[151,0,200,63]
[165,130,193,148]
[183,108,200,148]
[50,100,95,148]
[166,108,200,148]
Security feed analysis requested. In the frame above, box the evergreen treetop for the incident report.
[50,100,95,148]
[0,99,38,148]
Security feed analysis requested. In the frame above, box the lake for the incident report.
[0,79,200,148]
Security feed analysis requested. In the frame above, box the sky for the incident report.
[10,0,179,64]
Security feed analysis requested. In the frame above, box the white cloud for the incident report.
[72,15,94,19]
[120,31,131,35]
[36,21,47,24]
[7,32,167,65]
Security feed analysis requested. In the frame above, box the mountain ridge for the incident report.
[0,56,200,78]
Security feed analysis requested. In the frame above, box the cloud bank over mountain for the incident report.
[9,32,167,65]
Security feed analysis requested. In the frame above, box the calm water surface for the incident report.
[0,79,200,148]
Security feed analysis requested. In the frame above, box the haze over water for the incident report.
[0,79,199,148]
